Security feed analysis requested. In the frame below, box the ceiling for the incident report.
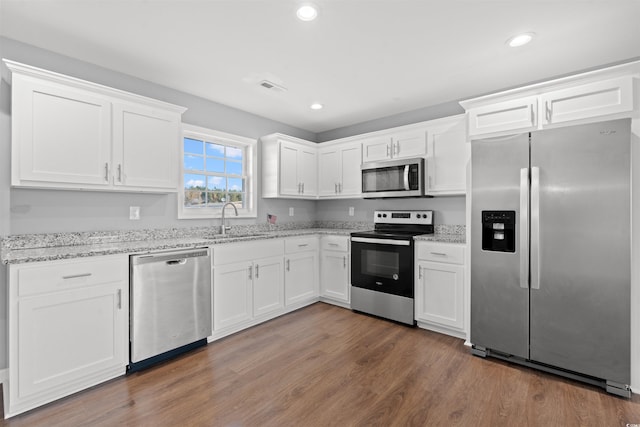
[1,0,640,134]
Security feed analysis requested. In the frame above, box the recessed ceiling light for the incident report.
[507,33,535,47]
[297,4,318,21]
[310,103,323,110]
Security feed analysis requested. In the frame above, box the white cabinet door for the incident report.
[279,142,300,196]
[318,148,341,197]
[426,116,469,195]
[362,135,393,162]
[7,255,128,418]
[213,261,253,330]
[253,256,284,317]
[467,96,538,137]
[285,251,318,306]
[392,129,427,159]
[12,76,112,187]
[318,142,362,198]
[320,251,350,303]
[339,143,362,196]
[415,261,464,330]
[16,283,127,400]
[112,102,180,191]
[540,76,634,126]
[299,146,317,196]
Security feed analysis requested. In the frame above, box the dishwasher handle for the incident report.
[131,248,209,266]
[166,259,187,266]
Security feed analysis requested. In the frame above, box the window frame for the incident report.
[178,123,257,219]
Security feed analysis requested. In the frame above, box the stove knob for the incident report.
[377,213,382,218]
[383,213,387,218]
[416,214,422,219]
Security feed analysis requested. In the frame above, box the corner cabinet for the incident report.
[318,142,362,198]
[284,236,319,308]
[5,255,129,418]
[261,134,318,199]
[361,128,427,163]
[5,59,186,192]
[415,241,466,339]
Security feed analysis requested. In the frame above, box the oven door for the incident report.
[350,237,414,298]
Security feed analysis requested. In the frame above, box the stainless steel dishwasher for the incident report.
[129,248,212,371]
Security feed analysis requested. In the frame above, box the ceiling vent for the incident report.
[259,80,287,92]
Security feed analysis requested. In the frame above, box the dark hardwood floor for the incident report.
[2,302,640,426]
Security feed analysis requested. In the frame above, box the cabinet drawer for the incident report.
[14,255,128,297]
[416,243,465,265]
[285,236,318,253]
[214,239,284,265]
[320,235,349,252]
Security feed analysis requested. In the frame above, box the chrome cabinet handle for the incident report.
[430,252,447,256]
[62,273,92,280]
[531,167,540,290]
[298,243,309,247]
[343,256,346,268]
[255,264,259,279]
[530,103,536,126]
[386,144,391,157]
[395,142,400,156]
[335,183,338,194]
[519,168,530,289]
[302,182,304,193]
[104,163,109,182]
[545,101,552,123]
[248,265,253,280]
[117,164,122,182]
[418,265,422,279]
[286,259,290,271]
[339,183,342,193]
[328,243,339,247]
[117,289,122,310]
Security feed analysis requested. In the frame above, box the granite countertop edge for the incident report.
[2,228,466,265]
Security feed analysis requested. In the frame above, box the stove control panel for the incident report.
[373,210,433,225]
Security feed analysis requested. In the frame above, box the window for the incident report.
[179,124,257,219]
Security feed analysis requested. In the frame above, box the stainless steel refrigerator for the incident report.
[470,118,631,397]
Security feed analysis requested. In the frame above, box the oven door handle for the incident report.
[403,165,410,190]
[351,237,411,246]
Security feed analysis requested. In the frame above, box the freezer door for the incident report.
[471,133,530,358]
[529,119,630,384]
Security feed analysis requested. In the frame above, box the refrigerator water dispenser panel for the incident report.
[482,211,515,252]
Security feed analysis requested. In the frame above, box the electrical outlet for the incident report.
[289,207,294,216]
[349,207,355,216]
[129,206,140,220]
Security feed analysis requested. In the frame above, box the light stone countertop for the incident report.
[1,224,466,265]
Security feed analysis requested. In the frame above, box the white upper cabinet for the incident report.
[466,96,538,137]
[361,128,427,163]
[540,76,635,126]
[318,141,362,198]
[5,60,186,192]
[425,115,469,195]
[261,134,318,199]
[461,64,639,138]
[112,102,180,191]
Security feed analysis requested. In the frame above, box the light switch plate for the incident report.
[130,206,140,220]
[289,207,294,216]
[349,207,355,216]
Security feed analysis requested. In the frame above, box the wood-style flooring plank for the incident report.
[2,302,640,426]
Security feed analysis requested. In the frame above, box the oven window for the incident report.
[360,249,399,279]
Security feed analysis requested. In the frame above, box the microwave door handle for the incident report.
[403,165,410,190]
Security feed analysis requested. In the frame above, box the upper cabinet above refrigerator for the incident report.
[460,62,639,138]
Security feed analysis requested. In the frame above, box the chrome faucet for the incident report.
[220,202,238,235]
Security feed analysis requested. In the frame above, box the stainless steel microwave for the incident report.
[361,157,425,198]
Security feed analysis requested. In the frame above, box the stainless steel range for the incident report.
[350,210,433,325]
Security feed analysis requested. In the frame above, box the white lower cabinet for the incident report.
[284,236,319,308]
[6,255,129,418]
[415,242,466,339]
[212,239,285,336]
[319,235,350,306]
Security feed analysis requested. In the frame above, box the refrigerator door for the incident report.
[529,119,630,384]
[471,134,530,359]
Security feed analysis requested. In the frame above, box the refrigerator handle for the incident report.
[519,168,529,289]
[531,167,540,290]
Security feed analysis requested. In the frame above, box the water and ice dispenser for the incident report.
[481,211,516,252]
